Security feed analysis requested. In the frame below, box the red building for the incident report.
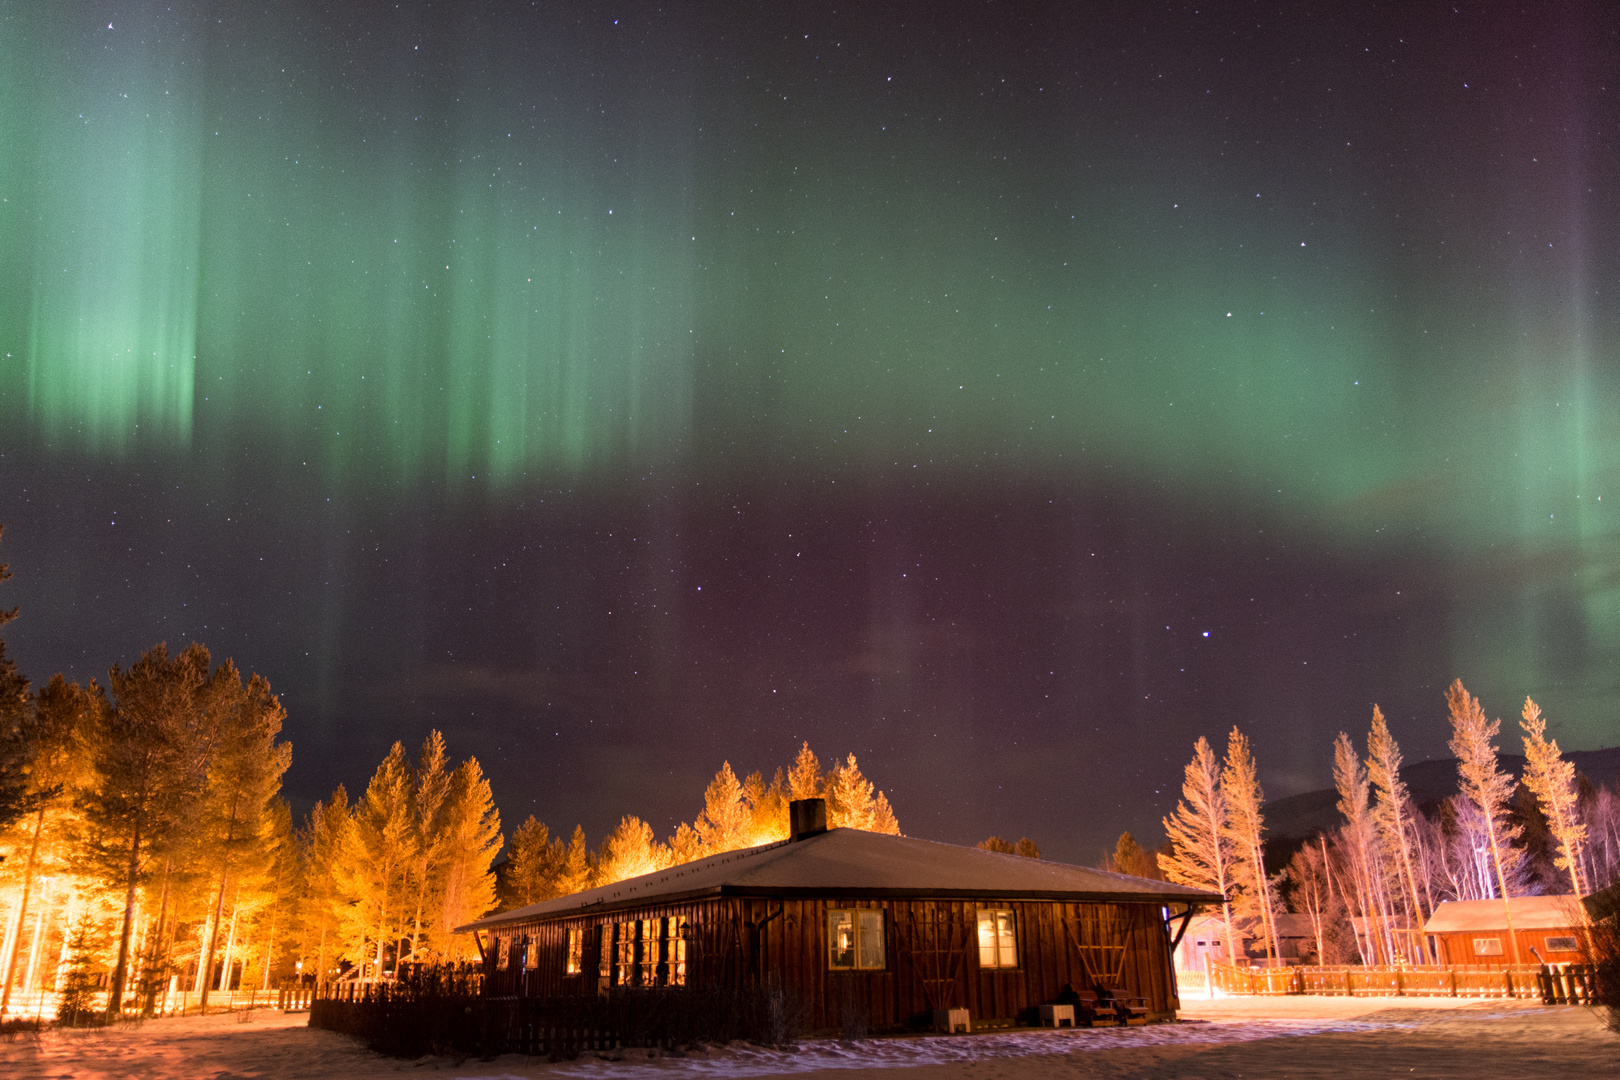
[1423,896,1587,966]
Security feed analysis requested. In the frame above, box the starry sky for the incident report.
[2,2,1618,864]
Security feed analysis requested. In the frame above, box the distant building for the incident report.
[458,799,1219,1031]
[1173,912,1316,970]
[1423,896,1587,966]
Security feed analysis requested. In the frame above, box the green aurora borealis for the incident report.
[2,3,1618,851]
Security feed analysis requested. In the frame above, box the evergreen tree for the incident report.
[404,731,452,962]
[504,816,557,908]
[0,674,97,1014]
[696,761,751,854]
[743,768,790,843]
[787,742,823,800]
[297,785,349,984]
[1520,697,1588,901]
[1446,679,1524,962]
[1105,832,1157,878]
[555,825,593,895]
[197,667,291,1010]
[334,742,417,977]
[1221,727,1278,961]
[0,525,31,830]
[978,836,1016,854]
[596,815,665,884]
[428,757,501,960]
[1160,736,1238,961]
[79,642,219,1015]
[1013,837,1042,860]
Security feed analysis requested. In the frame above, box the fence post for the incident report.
[1344,969,1354,996]
[1449,967,1458,997]
[1503,968,1512,998]
[1395,967,1404,997]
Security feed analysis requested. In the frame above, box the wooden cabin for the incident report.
[458,800,1219,1032]
[1424,896,1588,966]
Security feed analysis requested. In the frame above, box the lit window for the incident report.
[566,928,583,974]
[1473,938,1504,956]
[977,909,1018,969]
[1546,936,1579,953]
[667,917,689,986]
[524,940,538,969]
[829,909,886,969]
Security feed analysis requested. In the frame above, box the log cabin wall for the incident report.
[482,895,1179,1030]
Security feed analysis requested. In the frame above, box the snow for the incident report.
[1,997,1613,1079]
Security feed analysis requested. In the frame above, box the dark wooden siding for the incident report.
[483,895,1181,1031]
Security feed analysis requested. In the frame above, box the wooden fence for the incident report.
[1201,963,1598,1003]
[310,978,800,1060]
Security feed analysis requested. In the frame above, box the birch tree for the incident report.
[1366,708,1427,958]
[1159,736,1238,959]
[1334,732,1391,964]
[1520,697,1588,902]
[1446,679,1524,963]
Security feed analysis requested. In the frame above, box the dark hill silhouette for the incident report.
[1265,745,1620,842]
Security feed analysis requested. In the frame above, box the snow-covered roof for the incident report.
[1423,896,1585,933]
[460,827,1222,932]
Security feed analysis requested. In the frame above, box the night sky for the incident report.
[3,2,1618,865]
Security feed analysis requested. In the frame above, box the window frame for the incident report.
[566,927,584,975]
[1545,936,1580,953]
[827,908,887,971]
[1472,937,1504,956]
[976,908,1019,970]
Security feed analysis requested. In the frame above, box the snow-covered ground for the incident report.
[1,996,1612,1080]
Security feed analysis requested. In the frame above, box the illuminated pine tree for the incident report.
[428,757,501,960]
[1446,679,1524,962]
[1159,736,1237,957]
[504,816,557,908]
[333,742,417,977]
[696,761,751,853]
[196,667,291,1011]
[1221,728,1279,962]
[743,768,790,844]
[1520,697,1588,901]
[596,815,666,883]
[555,825,594,895]
[787,742,823,800]
[297,785,348,983]
[0,674,97,1015]
[403,731,452,962]
[825,753,899,832]
[668,821,704,865]
[79,642,218,1015]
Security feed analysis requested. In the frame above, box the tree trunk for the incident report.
[106,819,144,1016]
[0,806,45,1015]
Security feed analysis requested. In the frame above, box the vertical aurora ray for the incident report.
[8,9,203,450]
